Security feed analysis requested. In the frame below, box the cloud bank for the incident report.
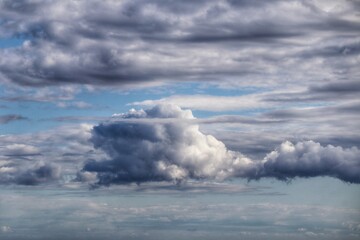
[81,105,360,186]
[0,0,358,89]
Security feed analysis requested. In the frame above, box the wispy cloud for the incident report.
[0,114,27,124]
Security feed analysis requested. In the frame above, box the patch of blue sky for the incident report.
[0,37,25,49]
[192,108,269,118]
[1,101,62,134]
[1,79,306,134]
[194,82,266,96]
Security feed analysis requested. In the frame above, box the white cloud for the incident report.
[131,94,267,111]
[56,101,92,109]
[84,104,255,185]
[2,144,40,156]
[259,141,360,183]
[82,104,360,186]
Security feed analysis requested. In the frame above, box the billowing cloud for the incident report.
[0,162,61,185]
[258,141,360,183]
[81,105,360,186]
[83,104,256,185]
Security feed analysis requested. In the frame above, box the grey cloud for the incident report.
[0,162,61,185]
[199,115,288,125]
[0,124,106,185]
[262,84,360,103]
[256,141,360,183]
[1,85,79,103]
[14,163,61,185]
[43,116,107,123]
[310,81,360,94]
[0,0,358,89]
[132,92,360,157]
[83,105,255,186]
[81,105,360,186]
[209,101,360,158]
[0,114,27,124]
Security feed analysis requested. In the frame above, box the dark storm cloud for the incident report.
[0,114,27,124]
[0,0,358,88]
[80,105,360,186]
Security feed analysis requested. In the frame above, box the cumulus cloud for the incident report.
[83,104,256,185]
[81,105,360,186]
[258,141,360,183]
[0,162,61,185]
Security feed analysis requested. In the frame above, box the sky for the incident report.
[0,0,359,239]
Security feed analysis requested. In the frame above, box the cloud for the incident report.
[14,163,61,185]
[1,85,80,103]
[0,123,106,185]
[56,101,93,109]
[0,0,358,89]
[257,141,360,183]
[2,143,40,156]
[0,114,27,124]
[0,226,11,233]
[83,104,255,185]
[0,162,61,185]
[131,94,267,111]
[81,105,360,186]
[131,81,360,112]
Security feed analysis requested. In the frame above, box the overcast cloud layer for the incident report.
[0,0,359,89]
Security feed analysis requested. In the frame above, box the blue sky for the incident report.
[0,0,360,239]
